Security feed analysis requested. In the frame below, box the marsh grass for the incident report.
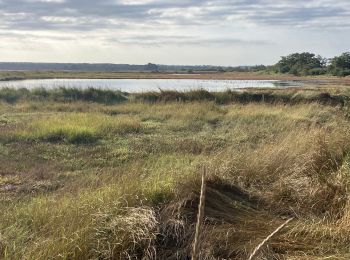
[0,158,185,259]
[0,87,127,104]
[1,88,350,259]
[1,86,349,106]
[15,113,142,143]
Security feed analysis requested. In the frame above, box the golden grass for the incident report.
[1,96,350,259]
[0,168,176,259]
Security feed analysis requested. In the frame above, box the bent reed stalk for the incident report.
[192,168,207,260]
[248,218,294,260]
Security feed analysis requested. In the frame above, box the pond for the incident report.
[0,78,320,92]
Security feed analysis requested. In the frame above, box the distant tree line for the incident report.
[149,63,267,73]
[272,52,350,77]
[1,53,349,76]
[0,62,266,73]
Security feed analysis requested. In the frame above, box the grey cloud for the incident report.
[1,0,350,44]
[1,0,350,28]
[104,34,270,46]
[0,29,270,47]
[245,5,350,27]
[0,0,206,31]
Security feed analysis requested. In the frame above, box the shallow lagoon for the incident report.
[0,78,309,92]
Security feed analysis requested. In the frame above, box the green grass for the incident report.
[0,87,127,104]
[1,86,349,106]
[14,113,141,144]
[1,87,350,259]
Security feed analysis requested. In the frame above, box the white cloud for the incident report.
[41,16,78,23]
[117,0,156,5]
[25,0,66,3]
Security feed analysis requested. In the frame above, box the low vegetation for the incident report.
[0,87,127,104]
[1,52,350,80]
[1,87,349,106]
[1,86,350,259]
[14,113,141,143]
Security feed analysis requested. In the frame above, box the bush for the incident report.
[332,69,350,77]
[309,68,328,75]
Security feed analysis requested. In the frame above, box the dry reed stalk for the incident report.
[192,168,207,260]
[248,217,294,260]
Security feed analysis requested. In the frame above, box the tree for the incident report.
[275,52,326,76]
[144,63,159,72]
[329,52,350,77]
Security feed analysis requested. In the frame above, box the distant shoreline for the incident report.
[1,71,350,83]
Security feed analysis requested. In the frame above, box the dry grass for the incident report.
[1,88,350,259]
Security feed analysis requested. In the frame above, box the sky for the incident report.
[0,0,350,65]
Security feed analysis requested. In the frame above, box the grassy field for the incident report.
[1,87,350,259]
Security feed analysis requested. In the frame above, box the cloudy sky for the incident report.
[0,0,349,65]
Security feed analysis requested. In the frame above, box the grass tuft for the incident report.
[15,113,142,143]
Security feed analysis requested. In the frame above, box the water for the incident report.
[0,78,308,92]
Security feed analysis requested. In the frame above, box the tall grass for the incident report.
[0,87,127,104]
[0,156,188,259]
[15,113,141,143]
[1,93,350,259]
[1,87,349,106]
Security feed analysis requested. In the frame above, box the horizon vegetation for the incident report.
[1,52,350,81]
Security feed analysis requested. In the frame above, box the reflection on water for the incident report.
[0,78,322,92]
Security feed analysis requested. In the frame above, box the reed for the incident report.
[248,218,294,260]
[192,168,207,260]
